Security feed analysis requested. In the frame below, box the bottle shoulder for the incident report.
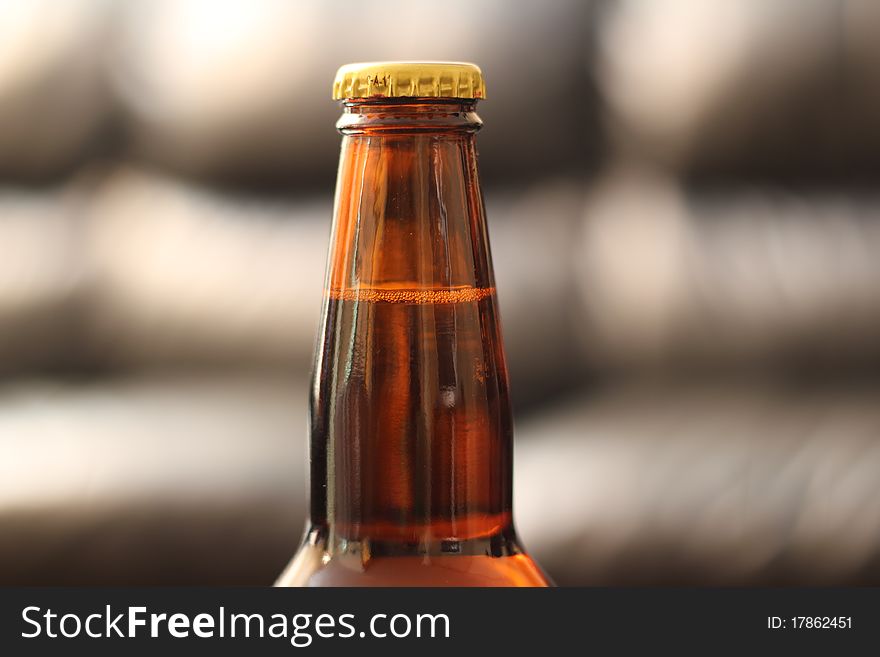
[275,541,551,587]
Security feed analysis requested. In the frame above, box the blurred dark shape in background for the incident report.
[1,0,879,586]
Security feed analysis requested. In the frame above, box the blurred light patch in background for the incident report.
[1,0,879,585]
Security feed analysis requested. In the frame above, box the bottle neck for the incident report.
[325,99,492,300]
[309,98,517,555]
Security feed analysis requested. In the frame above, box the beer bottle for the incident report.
[276,62,551,586]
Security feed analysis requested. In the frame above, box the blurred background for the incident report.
[2,0,880,586]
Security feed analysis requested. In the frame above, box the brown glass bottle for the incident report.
[276,62,550,586]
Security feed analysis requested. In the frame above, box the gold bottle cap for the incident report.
[332,61,486,101]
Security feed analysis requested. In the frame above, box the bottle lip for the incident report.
[335,100,483,134]
[341,97,480,106]
[332,61,486,101]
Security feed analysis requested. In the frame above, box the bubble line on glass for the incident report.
[325,287,496,304]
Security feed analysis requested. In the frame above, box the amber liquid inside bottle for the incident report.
[276,98,550,586]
